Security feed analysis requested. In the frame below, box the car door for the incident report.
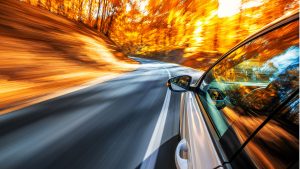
[176,12,299,169]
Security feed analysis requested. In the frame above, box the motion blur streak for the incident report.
[0,0,137,114]
[0,58,200,169]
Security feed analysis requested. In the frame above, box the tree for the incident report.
[94,0,102,29]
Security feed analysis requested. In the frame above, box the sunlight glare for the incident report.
[218,0,241,17]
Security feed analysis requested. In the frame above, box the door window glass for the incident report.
[198,20,299,159]
[232,95,299,169]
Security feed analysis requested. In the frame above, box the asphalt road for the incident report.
[0,57,200,169]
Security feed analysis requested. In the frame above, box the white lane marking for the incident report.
[163,67,171,78]
[140,67,171,169]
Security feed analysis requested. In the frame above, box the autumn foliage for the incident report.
[21,0,298,70]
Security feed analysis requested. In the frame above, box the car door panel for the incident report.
[180,92,222,169]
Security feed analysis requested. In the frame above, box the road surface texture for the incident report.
[0,57,200,169]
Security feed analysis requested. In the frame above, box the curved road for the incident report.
[0,58,200,169]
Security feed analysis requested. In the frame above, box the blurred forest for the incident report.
[21,0,299,70]
[0,0,137,114]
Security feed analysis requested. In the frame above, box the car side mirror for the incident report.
[166,75,192,92]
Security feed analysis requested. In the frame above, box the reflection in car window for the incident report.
[198,20,299,160]
[232,95,299,169]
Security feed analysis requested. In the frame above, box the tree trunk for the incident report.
[213,17,219,52]
[88,0,94,25]
[94,0,102,29]
[78,0,84,22]
[37,0,41,7]
[100,0,108,32]
[236,0,243,44]
[46,0,51,10]
[105,13,114,36]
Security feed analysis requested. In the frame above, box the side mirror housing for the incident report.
[167,75,192,92]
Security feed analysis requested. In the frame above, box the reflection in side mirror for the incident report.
[208,88,226,110]
[167,75,192,92]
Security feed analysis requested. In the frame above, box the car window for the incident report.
[198,20,299,159]
[231,95,299,169]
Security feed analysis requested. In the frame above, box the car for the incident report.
[167,11,299,169]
